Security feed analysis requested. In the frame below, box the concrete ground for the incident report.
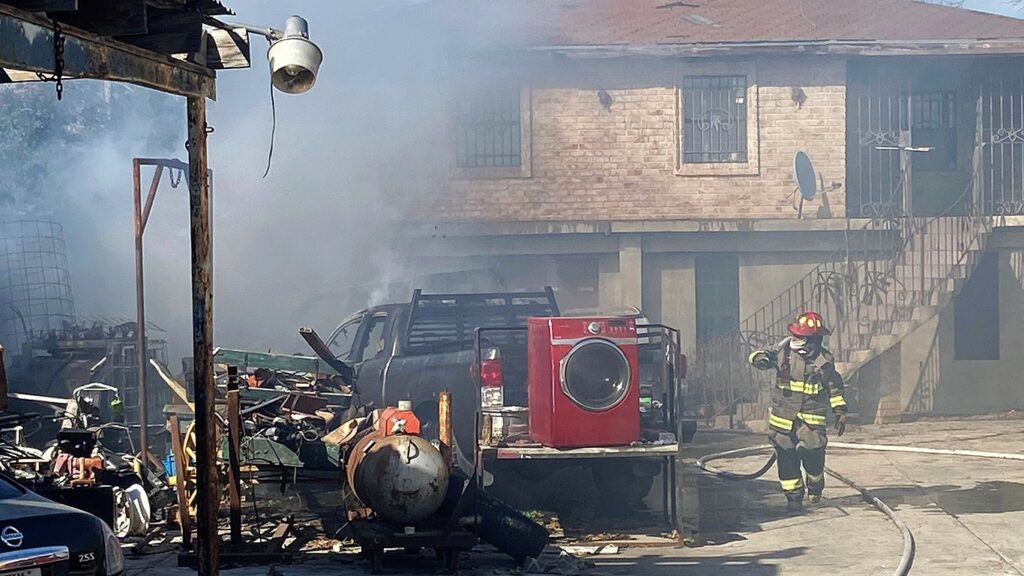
[126,416,1024,575]
[595,415,1024,576]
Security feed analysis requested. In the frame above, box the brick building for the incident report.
[383,0,1024,424]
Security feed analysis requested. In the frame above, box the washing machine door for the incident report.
[559,338,631,411]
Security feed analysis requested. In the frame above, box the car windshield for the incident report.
[327,316,361,362]
[0,474,25,499]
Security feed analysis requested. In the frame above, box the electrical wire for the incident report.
[262,68,276,179]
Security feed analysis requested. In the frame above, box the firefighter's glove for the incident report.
[833,411,848,437]
[749,350,776,371]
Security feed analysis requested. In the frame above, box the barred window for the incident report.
[455,89,522,168]
[912,90,957,172]
[682,76,748,164]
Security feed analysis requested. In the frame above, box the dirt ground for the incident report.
[126,415,1024,575]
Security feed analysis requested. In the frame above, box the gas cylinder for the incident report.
[346,430,449,524]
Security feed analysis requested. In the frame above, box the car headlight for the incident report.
[101,522,125,576]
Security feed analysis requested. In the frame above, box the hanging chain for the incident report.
[169,168,183,188]
[35,21,66,100]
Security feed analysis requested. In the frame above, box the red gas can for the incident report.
[379,400,421,436]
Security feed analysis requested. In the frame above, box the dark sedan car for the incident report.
[0,472,124,576]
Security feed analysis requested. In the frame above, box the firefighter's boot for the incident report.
[786,494,804,513]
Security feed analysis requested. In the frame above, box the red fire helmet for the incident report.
[788,311,832,337]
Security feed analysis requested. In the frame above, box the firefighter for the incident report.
[748,311,848,512]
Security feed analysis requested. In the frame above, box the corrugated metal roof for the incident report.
[444,0,1024,48]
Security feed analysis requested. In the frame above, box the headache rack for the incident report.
[404,288,559,353]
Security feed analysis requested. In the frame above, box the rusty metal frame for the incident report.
[0,3,216,99]
[131,158,199,460]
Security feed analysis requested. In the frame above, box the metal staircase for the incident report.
[690,186,992,427]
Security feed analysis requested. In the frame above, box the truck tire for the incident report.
[591,459,658,511]
[442,470,548,562]
[414,401,439,440]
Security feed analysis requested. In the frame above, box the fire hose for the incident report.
[696,443,916,576]
[697,438,1024,576]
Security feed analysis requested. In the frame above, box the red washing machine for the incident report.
[527,316,640,448]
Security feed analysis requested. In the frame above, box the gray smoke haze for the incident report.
[2,1,468,366]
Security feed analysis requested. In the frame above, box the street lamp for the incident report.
[234,16,324,94]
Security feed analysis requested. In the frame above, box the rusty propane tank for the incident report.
[346,417,450,524]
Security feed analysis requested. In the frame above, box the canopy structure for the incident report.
[1,2,254,574]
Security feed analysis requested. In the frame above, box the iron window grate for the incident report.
[455,89,522,168]
[682,75,748,164]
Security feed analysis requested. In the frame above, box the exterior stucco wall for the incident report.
[898,249,1024,416]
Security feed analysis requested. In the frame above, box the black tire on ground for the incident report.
[414,401,439,440]
[473,488,550,562]
[442,470,549,562]
[591,460,658,509]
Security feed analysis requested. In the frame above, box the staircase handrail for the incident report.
[690,167,991,423]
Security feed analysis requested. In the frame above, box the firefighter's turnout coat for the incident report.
[767,343,847,433]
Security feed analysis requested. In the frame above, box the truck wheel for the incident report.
[591,460,657,511]
[414,401,439,440]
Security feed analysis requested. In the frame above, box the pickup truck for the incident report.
[323,289,681,504]
[324,289,558,453]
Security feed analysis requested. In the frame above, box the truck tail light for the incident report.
[475,355,503,408]
[480,358,503,388]
[678,353,688,379]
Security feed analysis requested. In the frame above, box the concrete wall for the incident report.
[899,249,1024,416]
[642,252,698,358]
[403,55,848,222]
[737,252,821,321]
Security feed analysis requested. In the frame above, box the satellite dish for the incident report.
[794,151,817,201]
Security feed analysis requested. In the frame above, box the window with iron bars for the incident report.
[455,89,522,168]
[911,90,957,172]
[682,76,748,164]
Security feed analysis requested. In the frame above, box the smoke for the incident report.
[0,1,473,366]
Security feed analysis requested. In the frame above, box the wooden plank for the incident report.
[438,390,452,468]
[176,552,295,568]
[150,358,194,411]
[264,521,291,552]
[118,7,201,53]
[54,0,148,36]
[144,0,185,8]
[0,3,215,99]
[201,27,249,70]
[187,94,218,576]
[168,415,192,548]
[225,370,242,546]
[487,443,679,460]
[3,0,77,11]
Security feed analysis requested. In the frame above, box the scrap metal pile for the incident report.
[167,348,548,572]
[0,382,173,539]
[0,336,550,572]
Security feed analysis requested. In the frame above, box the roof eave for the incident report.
[499,38,1024,58]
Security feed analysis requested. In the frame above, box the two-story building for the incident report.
[378,0,1024,424]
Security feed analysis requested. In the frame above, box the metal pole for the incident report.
[186,95,218,575]
[133,159,144,453]
[133,160,163,458]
